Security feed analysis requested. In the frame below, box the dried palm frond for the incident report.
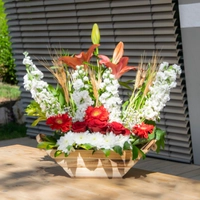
[39,56,70,104]
[88,68,101,106]
[134,54,147,92]
[143,52,160,96]
[51,59,70,104]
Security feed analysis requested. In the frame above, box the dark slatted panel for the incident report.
[4,0,191,163]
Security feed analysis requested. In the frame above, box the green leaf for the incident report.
[118,81,133,90]
[102,149,111,157]
[155,128,165,153]
[43,135,57,143]
[138,148,146,159]
[67,145,73,151]
[80,143,94,150]
[65,153,69,157]
[31,116,46,126]
[155,128,165,141]
[37,141,55,149]
[54,150,63,157]
[46,144,57,150]
[148,131,155,140]
[50,66,59,70]
[144,120,156,126]
[123,141,131,150]
[48,84,57,95]
[132,138,147,146]
[113,146,123,156]
[58,92,65,106]
[132,145,139,160]
[122,100,129,112]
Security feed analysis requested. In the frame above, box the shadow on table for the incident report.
[0,136,37,148]
[40,155,71,177]
[123,167,153,179]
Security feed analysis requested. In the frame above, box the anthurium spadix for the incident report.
[91,23,100,44]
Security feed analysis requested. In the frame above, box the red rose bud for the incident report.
[109,121,131,136]
[87,119,108,134]
[72,121,87,133]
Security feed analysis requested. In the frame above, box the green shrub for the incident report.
[0,82,21,100]
[0,122,27,140]
[0,0,17,84]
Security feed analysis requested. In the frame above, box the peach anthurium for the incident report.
[59,44,99,69]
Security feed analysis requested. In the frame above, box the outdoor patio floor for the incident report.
[0,137,200,200]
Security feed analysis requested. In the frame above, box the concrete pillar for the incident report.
[178,0,200,165]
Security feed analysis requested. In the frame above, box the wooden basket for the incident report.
[37,134,156,178]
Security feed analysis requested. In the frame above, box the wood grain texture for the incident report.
[45,139,156,178]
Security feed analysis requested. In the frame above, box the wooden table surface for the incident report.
[0,138,200,200]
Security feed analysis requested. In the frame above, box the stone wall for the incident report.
[0,99,25,124]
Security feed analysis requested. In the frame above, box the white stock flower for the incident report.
[140,62,181,121]
[23,53,64,117]
[99,69,122,122]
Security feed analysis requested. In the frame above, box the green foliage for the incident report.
[0,82,21,100]
[0,122,27,140]
[113,145,123,155]
[0,0,17,84]
[25,101,47,126]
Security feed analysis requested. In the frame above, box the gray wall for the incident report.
[179,0,200,165]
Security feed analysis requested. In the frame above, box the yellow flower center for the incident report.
[92,109,101,117]
[56,119,63,124]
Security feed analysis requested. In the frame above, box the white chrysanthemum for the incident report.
[56,131,130,153]
[56,132,75,154]
[73,132,89,145]
[87,132,104,148]
[100,132,118,149]
[116,135,130,148]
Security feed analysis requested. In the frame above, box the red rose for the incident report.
[87,119,108,134]
[72,121,87,133]
[46,113,72,133]
[132,122,154,139]
[85,106,109,122]
[109,121,131,136]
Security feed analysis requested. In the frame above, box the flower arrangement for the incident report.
[23,23,181,160]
